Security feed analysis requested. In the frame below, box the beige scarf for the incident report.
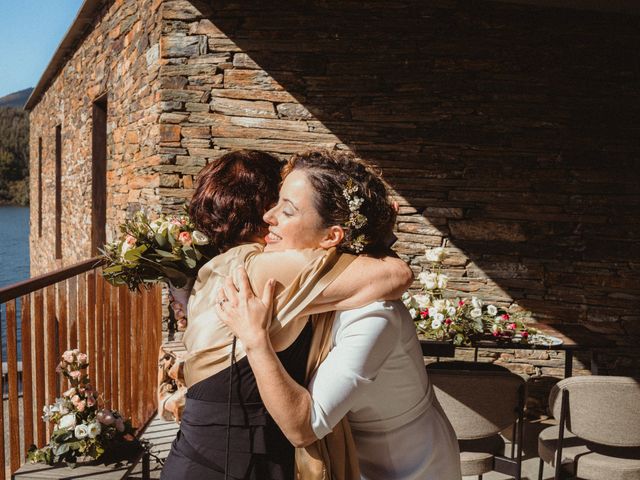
[296,314,361,480]
[182,243,356,387]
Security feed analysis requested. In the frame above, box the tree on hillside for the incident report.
[0,107,29,205]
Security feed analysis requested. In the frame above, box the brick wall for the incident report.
[29,0,163,275]
[159,0,639,374]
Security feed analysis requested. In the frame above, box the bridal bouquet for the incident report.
[101,210,214,292]
[403,247,536,346]
[27,350,136,467]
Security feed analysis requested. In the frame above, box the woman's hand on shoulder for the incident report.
[214,266,276,352]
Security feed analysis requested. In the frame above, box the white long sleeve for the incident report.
[309,301,397,439]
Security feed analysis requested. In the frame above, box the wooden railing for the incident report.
[0,258,162,478]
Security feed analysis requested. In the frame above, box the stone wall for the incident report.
[29,0,163,275]
[158,0,640,374]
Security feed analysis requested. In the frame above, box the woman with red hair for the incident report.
[161,150,414,480]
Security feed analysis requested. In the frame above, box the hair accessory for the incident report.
[342,179,368,253]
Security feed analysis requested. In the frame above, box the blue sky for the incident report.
[0,1,84,98]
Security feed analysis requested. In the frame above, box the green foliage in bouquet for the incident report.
[101,210,215,291]
[403,247,536,346]
[27,350,136,468]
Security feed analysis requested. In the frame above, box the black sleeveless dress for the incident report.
[161,322,312,480]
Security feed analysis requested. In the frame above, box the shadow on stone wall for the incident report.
[192,0,640,373]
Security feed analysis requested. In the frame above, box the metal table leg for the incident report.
[564,350,573,378]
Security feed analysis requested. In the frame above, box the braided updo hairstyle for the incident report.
[282,150,397,256]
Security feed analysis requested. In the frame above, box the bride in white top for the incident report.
[216,150,461,480]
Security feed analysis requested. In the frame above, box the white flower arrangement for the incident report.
[28,350,137,467]
[404,247,536,345]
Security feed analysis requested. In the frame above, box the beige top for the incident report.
[182,243,355,387]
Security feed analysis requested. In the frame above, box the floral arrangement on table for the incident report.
[403,247,537,346]
[27,349,137,467]
[101,209,214,293]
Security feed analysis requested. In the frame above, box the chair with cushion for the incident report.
[538,376,640,480]
[427,363,526,480]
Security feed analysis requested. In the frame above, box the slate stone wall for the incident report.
[159,0,640,374]
[29,0,163,275]
[29,0,639,375]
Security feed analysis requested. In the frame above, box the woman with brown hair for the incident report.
[217,150,461,480]
[161,149,413,479]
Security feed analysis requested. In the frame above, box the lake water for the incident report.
[0,206,30,361]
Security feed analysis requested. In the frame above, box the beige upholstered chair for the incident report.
[538,376,640,480]
[428,363,526,480]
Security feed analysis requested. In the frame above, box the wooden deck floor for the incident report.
[127,416,179,479]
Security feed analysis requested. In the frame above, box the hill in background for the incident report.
[0,88,34,109]
[0,89,30,205]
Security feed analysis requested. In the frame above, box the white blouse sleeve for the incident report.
[308,302,398,439]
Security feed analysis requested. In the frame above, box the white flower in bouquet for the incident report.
[432,299,446,312]
[417,271,437,289]
[431,318,443,329]
[436,274,448,289]
[413,294,431,309]
[74,424,89,439]
[434,313,445,323]
[425,247,446,263]
[471,296,483,309]
[87,421,102,439]
[192,230,209,245]
[446,306,457,317]
[58,413,76,430]
[409,308,417,319]
[487,304,498,316]
[418,320,429,330]
[470,307,483,319]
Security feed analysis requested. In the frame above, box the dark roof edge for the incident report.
[25,0,105,111]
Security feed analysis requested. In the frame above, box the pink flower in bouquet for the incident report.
[87,396,96,407]
[71,395,81,405]
[445,318,452,325]
[69,370,81,379]
[491,324,501,336]
[501,313,510,321]
[62,350,75,363]
[63,387,76,398]
[97,409,116,425]
[77,400,87,412]
[522,331,529,339]
[420,309,429,319]
[507,323,517,331]
[178,231,192,246]
[125,235,136,246]
[458,300,465,307]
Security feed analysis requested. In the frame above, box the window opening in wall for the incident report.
[38,137,43,237]
[55,125,62,259]
[91,95,108,255]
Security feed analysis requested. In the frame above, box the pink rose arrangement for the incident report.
[101,209,214,291]
[27,350,136,467]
